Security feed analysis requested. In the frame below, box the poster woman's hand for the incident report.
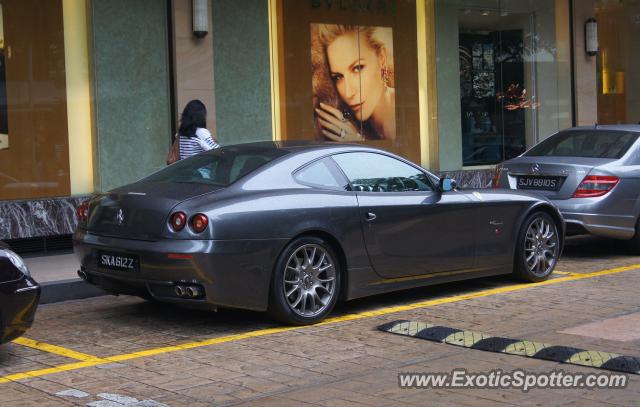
[315,102,364,142]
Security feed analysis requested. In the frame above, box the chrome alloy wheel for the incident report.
[283,244,336,317]
[524,216,558,277]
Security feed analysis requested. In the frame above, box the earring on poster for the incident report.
[381,65,391,88]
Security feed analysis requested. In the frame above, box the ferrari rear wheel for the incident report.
[515,211,559,282]
[269,236,340,325]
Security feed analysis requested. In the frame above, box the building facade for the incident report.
[0,0,638,248]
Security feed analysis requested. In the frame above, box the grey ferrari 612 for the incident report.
[74,142,564,325]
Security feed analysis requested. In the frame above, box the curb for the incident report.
[39,278,107,304]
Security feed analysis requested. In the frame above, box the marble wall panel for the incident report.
[0,196,90,240]
[212,0,272,145]
[89,0,172,192]
[439,169,494,189]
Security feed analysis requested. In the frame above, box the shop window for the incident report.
[596,0,640,124]
[435,0,572,170]
[0,0,70,200]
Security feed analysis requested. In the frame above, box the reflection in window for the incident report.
[143,147,288,187]
[525,131,638,159]
[294,159,343,190]
[332,152,432,193]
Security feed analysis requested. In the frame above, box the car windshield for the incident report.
[525,130,638,159]
[143,146,289,187]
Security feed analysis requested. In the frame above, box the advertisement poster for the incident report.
[277,0,420,163]
[310,24,395,142]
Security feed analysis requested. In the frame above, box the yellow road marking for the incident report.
[12,337,102,362]
[0,360,105,383]
[2,263,639,384]
[0,329,299,384]
[554,271,578,276]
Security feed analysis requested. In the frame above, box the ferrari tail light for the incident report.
[76,202,89,223]
[492,164,504,188]
[572,175,619,198]
[170,212,187,231]
[191,213,209,233]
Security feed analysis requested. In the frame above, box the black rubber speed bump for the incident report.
[378,320,640,375]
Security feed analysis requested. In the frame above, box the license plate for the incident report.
[516,176,563,191]
[97,251,139,272]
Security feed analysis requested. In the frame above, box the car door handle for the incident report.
[365,212,377,221]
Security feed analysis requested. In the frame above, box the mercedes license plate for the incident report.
[516,176,562,191]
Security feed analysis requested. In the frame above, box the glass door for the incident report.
[458,20,529,166]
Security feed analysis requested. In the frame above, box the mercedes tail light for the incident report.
[191,213,209,233]
[492,164,504,188]
[572,175,619,198]
[170,212,187,231]
[76,202,89,223]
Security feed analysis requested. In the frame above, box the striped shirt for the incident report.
[179,128,219,159]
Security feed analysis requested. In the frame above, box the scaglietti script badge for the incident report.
[115,209,125,225]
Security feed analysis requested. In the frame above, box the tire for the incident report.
[268,236,341,325]
[631,218,640,255]
[514,211,560,282]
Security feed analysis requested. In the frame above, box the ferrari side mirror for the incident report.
[439,178,457,192]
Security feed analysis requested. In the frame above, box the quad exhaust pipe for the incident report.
[174,284,204,299]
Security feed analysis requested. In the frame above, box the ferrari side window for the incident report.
[332,153,433,192]
[294,159,343,190]
[143,147,288,187]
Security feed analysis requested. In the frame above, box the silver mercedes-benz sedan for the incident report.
[74,142,564,325]
[494,125,640,250]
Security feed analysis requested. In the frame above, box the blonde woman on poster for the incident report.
[311,24,396,141]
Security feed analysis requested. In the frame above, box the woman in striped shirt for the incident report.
[177,100,219,159]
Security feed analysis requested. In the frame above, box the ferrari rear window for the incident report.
[143,146,288,186]
[525,130,638,159]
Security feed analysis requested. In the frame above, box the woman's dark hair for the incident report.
[178,100,207,138]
